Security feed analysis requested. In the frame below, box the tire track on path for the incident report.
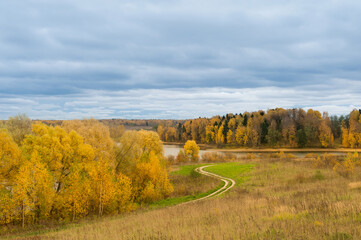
[179,165,236,205]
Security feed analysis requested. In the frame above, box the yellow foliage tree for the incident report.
[109,125,125,141]
[88,158,117,216]
[61,164,91,220]
[227,129,236,145]
[235,125,247,146]
[205,125,215,143]
[132,151,173,203]
[282,125,297,147]
[116,130,172,203]
[318,121,334,148]
[348,133,357,148]
[11,152,55,227]
[157,125,164,141]
[5,113,32,145]
[216,126,225,144]
[12,161,34,227]
[0,129,21,183]
[184,140,200,162]
[138,130,164,156]
[0,186,15,224]
[0,121,176,226]
[165,127,177,142]
[114,173,133,213]
[246,119,259,147]
[61,119,114,162]
[341,127,349,147]
[22,123,95,194]
[28,152,56,221]
[116,130,164,174]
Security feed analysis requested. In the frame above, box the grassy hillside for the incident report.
[37,157,361,240]
[2,163,234,239]
[5,156,361,239]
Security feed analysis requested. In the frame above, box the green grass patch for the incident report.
[155,162,254,209]
[206,162,254,185]
[152,162,252,208]
[171,163,207,176]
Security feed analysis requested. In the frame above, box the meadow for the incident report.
[9,153,360,240]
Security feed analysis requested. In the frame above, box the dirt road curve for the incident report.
[180,165,236,205]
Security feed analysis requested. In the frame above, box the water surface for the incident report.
[163,144,349,158]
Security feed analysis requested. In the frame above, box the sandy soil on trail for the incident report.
[179,165,235,205]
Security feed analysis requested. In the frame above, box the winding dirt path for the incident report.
[179,165,236,205]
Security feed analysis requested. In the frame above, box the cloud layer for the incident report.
[1,81,359,120]
[0,0,360,119]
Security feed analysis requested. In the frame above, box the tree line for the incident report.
[0,115,173,227]
[157,108,361,148]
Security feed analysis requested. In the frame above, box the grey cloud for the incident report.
[1,85,360,120]
[0,0,361,118]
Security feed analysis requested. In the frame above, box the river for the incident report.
[163,144,349,158]
[163,144,216,157]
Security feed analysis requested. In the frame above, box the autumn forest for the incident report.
[0,117,172,227]
[1,108,361,229]
[155,108,361,148]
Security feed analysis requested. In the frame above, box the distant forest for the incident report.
[5,108,361,148]
[110,108,360,149]
[151,108,361,148]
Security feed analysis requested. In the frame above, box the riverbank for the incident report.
[162,142,361,153]
[216,148,361,153]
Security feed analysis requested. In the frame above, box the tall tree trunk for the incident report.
[72,202,76,221]
[22,201,25,228]
[99,178,103,216]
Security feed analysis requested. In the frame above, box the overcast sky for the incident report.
[0,0,360,119]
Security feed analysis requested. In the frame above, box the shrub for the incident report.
[246,153,257,159]
[333,162,352,178]
[223,153,239,161]
[346,152,360,166]
[261,152,285,159]
[184,140,200,162]
[305,153,318,159]
[201,152,227,162]
[313,153,338,168]
[313,170,325,180]
[269,151,285,159]
[165,155,175,165]
[176,150,187,163]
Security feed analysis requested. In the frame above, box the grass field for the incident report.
[7,156,361,239]
[33,162,254,239]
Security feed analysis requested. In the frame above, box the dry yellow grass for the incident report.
[348,181,361,190]
[18,158,361,239]
[169,171,219,197]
